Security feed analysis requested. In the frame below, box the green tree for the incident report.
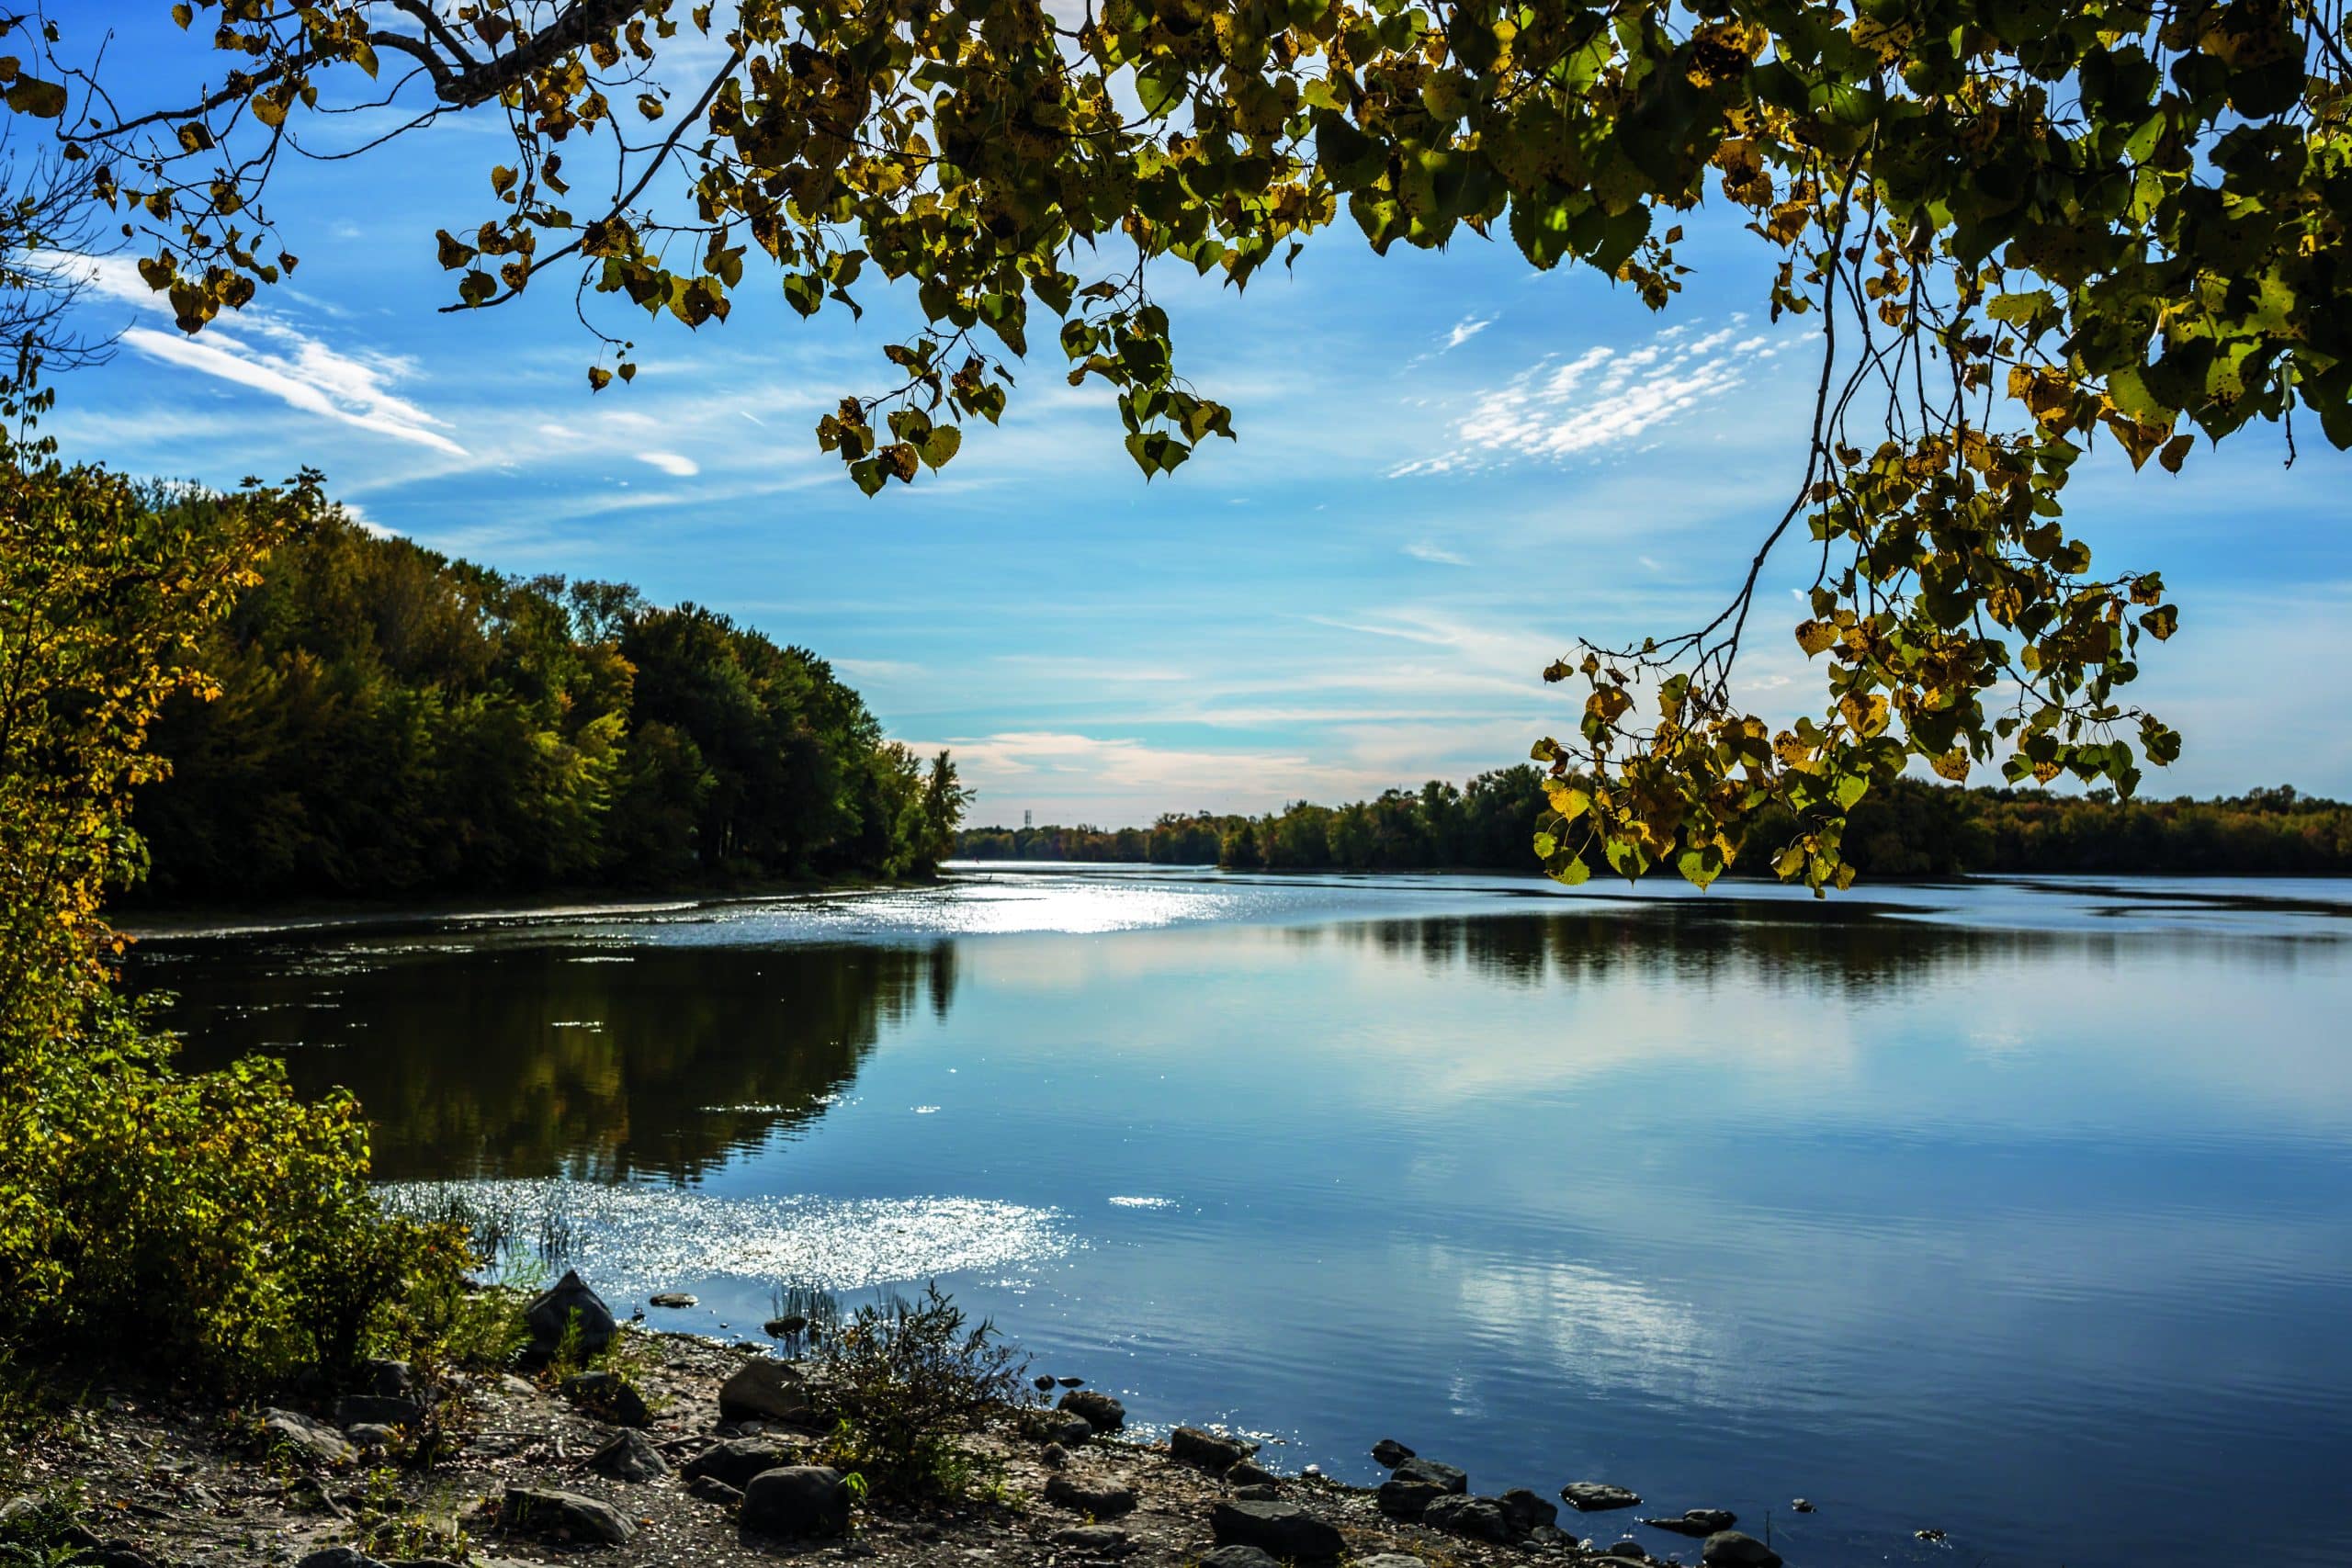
[20,0,2352,887]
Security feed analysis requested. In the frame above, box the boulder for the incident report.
[1057,1389,1125,1431]
[1501,1487,1560,1533]
[1033,1374,1057,1392]
[1051,1525,1133,1555]
[345,1424,401,1451]
[501,1486,636,1546]
[523,1270,616,1361]
[334,1394,424,1430]
[356,1360,414,1399]
[765,1315,809,1338]
[1227,1460,1278,1486]
[687,1475,744,1507]
[1042,1474,1137,1517]
[1424,1495,1514,1543]
[1603,1542,1650,1561]
[1199,1550,1281,1568]
[1170,1426,1257,1472]
[1210,1500,1343,1562]
[1370,1438,1416,1468]
[739,1465,851,1539]
[560,1371,650,1428]
[1229,1483,1283,1503]
[1041,1443,1070,1469]
[1047,1415,1095,1446]
[1562,1482,1644,1512]
[1791,1499,1815,1514]
[294,1551,382,1568]
[1390,1455,1468,1494]
[261,1408,354,1467]
[1375,1477,1443,1520]
[1702,1531,1783,1568]
[1645,1509,1737,1538]
[718,1359,822,1425]
[589,1429,671,1483]
[649,1292,698,1308]
[683,1437,801,1491]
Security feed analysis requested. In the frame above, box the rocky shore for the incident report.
[1,1278,1790,1568]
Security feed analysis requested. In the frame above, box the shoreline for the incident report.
[3,1317,1798,1568]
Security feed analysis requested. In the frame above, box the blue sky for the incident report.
[41,15,2352,824]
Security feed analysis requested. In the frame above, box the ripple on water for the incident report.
[378,1179,1073,1297]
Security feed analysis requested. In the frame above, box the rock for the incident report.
[1047,1416,1094,1446]
[1301,1464,1322,1478]
[1791,1499,1815,1514]
[718,1359,821,1425]
[502,1486,636,1546]
[1645,1508,1737,1537]
[1562,1482,1644,1512]
[64,1550,152,1568]
[1210,1500,1343,1562]
[334,1393,424,1429]
[1390,1456,1468,1494]
[1034,1374,1057,1391]
[356,1360,414,1399]
[523,1270,616,1361]
[1229,1483,1283,1502]
[1603,1541,1649,1560]
[1375,1477,1444,1520]
[1702,1531,1783,1568]
[1527,1524,1579,1550]
[683,1437,801,1491]
[589,1429,671,1483]
[1425,1495,1514,1542]
[1227,1460,1278,1486]
[649,1292,698,1308]
[1355,1559,1429,1568]
[295,1551,383,1568]
[1370,1438,1416,1468]
[1051,1525,1132,1555]
[1198,1550,1281,1568]
[559,1371,650,1428]
[345,1423,401,1451]
[1042,1474,1137,1517]
[1057,1389,1125,1431]
[687,1475,744,1507]
[1916,1528,1947,1542]
[1501,1487,1561,1532]
[1041,1442,1070,1469]
[763,1314,808,1338]
[740,1466,851,1539]
[1170,1426,1258,1472]
[1057,1376,1086,1387]
[260,1408,354,1467]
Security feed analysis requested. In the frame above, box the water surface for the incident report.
[130,867,2352,1568]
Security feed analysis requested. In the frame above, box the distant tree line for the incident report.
[130,500,967,903]
[960,773,2352,878]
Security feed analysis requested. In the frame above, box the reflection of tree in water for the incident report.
[139,938,956,1182]
[1306,897,2313,995]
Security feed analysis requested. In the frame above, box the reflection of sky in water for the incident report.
[134,870,2352,1568]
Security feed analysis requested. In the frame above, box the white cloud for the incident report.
[1405,542,1469,566]
[637,450,700,477]
[1443,314,1496,350]
[46,252,466,457]
[1392,317,1788,479]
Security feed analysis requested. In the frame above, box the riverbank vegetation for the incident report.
[961,777,2352,878]
[129,505,967,903]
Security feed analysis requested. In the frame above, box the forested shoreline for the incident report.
[125,500,967,905]
[960,775,2352,878]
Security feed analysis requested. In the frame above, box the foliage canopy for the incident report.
[16,0,2351,886]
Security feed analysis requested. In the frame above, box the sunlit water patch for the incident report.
[379,1179,1074,1303]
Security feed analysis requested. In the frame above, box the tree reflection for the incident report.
[137,937,950,1181]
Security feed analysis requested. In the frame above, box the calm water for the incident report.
[129,867,2352,1568]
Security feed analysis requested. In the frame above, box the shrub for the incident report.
[814,1283,1031,1498]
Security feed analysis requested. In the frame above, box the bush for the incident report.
[814,1283,1031,1497]
[0,455,471,1392]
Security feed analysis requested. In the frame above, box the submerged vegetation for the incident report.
[131,505,967,903]
[964,776,2352,878]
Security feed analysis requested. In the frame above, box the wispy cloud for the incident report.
[1405,542,1469,566]
[637,450,700,477]
[46,253,466,457]
[1444,315,1496,350]
[1392,316,1788,479]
